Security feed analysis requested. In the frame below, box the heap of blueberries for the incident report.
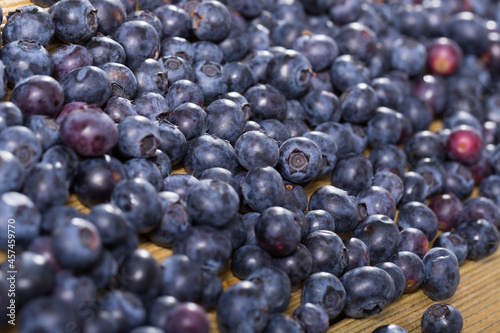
[2,0,500,332]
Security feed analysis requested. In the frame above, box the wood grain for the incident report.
[1,1,500,332]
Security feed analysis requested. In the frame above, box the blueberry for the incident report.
[85,33,126,67]
[111,178,162,233]
[422,247,460,301]
[0,101,23,132]
[166,103,207,142]
[153,4,191,39]
[398,227,430,259]
[205,99,245,144]
[405,131,445,167]
[391,37,427,76]
[329,0,362,24]
[60,66,112,106]
[217,281,269,333]
[292,33,339,72]
[24,115,61,152]
[184,134,238,176]
[101,62,138,100]
[374,262,406,302]
[309,185,359,234]
[200,269,223,310]
[314,121,354,158]
[187,178,239,228]
[367,107,403,148]
[282,181,308,213]
[86,249,118,290]
[248,23,271,51]
[193,60,228,103]
[0,151,25,194]
[160,36,195,62]
[433,232,469,266]
[118,115,162,158]
[453,218,500,260]
[147,191,191,247]
[447,11,488,55]
[421,303,463,333]
[371,324,408,333]
[132,59,168,97]
[353,214,400,264]
[259,119,291,144]
[242,50,274,84]
[160,254,203,303]
[266,50,313,99]
[301,90,341,126]
[340,266,395,318]
[369,145,406,177]
[124,157,163,191]
[134,92,168,121]
[162,173,199,202]
[305,209,335,234]
[399,171,429,206]
[161,55,195,86]
[235,131,279,170]
[52,217,103,271]
[389,251,426,294]
[479,175,500,206]
[193,40,224,64]
[224,61,255,93]
[272,243,313,287]
[302,230,347,276]
[0,125,42,169]
[292,303,329,333]
[87,203,129,248]
[255,206,301,257]
[113,20,160,69]
[247,267,291,314]
[301,272,346,321]
[166,79,204,110]
[341,82,378,124]
[330,54,370,92]
[89,0,126,36]
[22,163,68,212]
[0,40,53,87]
[147,295,179,330]
[40,204,85,234]
[331,153,373,196]
[52,270,97,317]
[128,10,164,40]
[51,0,98,43]
[73,155,126,207]
[218,29,251,63]
[3,5,55,47]
[231,244,273,280]
[99,290,146,332]
[173,225,232,273]
[244,83,287,121]
[459,196,500,229]
[19,296,76,333]
[277,137,322,185]
[398,201,439,242]
[414,158,447,197]
[356,186,396,220]
[163,302,211,333]
[371,77,402,110]
[242,166,285,213]
[372,171,404,205]
[59,108,118,157]
[272,21,306,50]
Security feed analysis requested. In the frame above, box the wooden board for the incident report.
[1,1,500,332]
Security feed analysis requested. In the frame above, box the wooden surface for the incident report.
[1,1,500,332]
